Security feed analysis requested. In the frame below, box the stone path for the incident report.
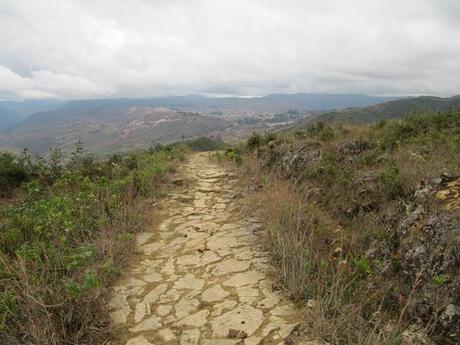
[109,153,304,345]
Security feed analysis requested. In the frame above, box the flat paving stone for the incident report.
[108,153,307,345]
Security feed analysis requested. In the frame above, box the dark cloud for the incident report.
[0,0,459,99]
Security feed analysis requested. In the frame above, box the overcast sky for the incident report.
[0,0,459,100]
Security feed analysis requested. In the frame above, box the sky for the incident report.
[0,0,459,100]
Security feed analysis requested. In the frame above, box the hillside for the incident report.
[313,95,460,124]
[0,100,63,131]
[40,93,391,113]
[168,93,394,113]
[224,110,460,344]
[0,106,232,154]
[0,93,395,155]
[0,105,20,132]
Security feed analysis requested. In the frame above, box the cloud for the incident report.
[0,66,112,99]
[0,0,459,99]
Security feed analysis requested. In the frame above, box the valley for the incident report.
[0,93,394,155]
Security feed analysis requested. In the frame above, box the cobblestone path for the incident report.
[109,153,304,345]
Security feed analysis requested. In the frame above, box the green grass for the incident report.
[0,144,183,344]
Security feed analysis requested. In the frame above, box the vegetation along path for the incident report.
[108,152,305,345]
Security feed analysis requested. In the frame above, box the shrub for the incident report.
[378,163,404,199]
[373,111,460,151]
[246,132,263,151]
[224,148,242,165]
[183,136,226,151]
[306,121,335,141]
[0,152,28,197]
[263,131,277,143]
[246,131,278,151]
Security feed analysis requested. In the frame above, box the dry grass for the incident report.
[242,170,405,345]
[233,112,460,344]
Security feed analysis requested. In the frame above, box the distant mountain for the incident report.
[0,93,397,154]
[17,93,392,119]
[0,105,21,131]
[0,99,63,131]
[313,95,460,123]
[0,105,232,154]
[155,93,395,113]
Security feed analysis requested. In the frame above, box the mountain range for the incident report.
[313,95,460,123]
[0,93,393,133]
[0,106,232,155]
[0,93,395,154]
[0,100,64,131]
[3,93,459,155]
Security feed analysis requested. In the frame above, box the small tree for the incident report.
[48,147,63,178]
[68,139,84,170]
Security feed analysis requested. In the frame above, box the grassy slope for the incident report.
[0,145,183,344]
[227,111,460,344]
[312,95,460,124]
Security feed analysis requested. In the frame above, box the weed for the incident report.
[432,275,447,286]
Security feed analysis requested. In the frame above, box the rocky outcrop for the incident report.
[369,175,460,341]
[251,137,459,343]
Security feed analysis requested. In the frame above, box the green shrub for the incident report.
[246,132,263,151]
[353,256,372,278]
[224,148,242,165]
[306,121,335,141]
[246,131,278,151]
[183,136,226,152]
[237,109,460,345]
[0,152,28,197]
[263,131,277,143]
[432,274,447,286]
[373,111,460,151]
[378,163,404,199]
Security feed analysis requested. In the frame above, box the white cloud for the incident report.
[0,0,459,99]
[0,65,112,99]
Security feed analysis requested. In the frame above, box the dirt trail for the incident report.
[109,153,305,345]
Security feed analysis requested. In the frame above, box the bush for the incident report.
[224,148,242,165]
[378,163,404,199]
[183,136,226,151]
[372,111,460,151]
[246,132,263,151]
[263,131,277,143]
[306,121,335,141]
[246,132,278,151]
[0,153,28,197]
